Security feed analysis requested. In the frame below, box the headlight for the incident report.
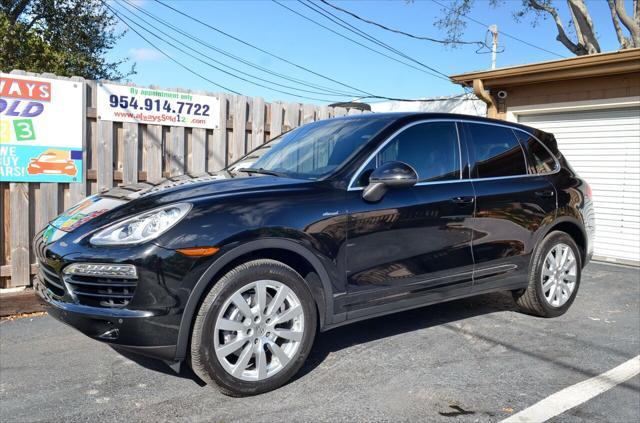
[90,203,191,246]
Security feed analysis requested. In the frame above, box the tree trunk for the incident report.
[567,0,601,54]
[614,0,640,48]
[607,0,632,48]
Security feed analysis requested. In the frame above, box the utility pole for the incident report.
[489,24,498,70]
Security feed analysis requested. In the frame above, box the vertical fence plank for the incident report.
[87,81,98,195]
[210,93,228,171]
[122,122,139,185]
[270,102,283,138]
[191,128,206,174]
[69,76,87,205]
[36,184,58,234]
[302,103,316,124]
[333,107,347,117]
[284,103,301,132]
[1,184,9,286]
[97,120,114,192]
[318,105,330,120]
[167,126,185,177]
[231,95,247,163]
[145,125,163,182]
[9,183,29,287]
[251,97,265,149]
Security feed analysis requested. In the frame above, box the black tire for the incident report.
[190,259,317,396]
[513,231,582,317]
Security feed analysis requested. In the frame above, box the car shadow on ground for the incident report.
[296,291,517,380]
[111,290,518,386]
[109,347,205,385]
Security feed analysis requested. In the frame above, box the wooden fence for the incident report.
[0,70,366,288]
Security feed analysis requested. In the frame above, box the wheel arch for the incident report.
[541,217,588,267]
[174,238,333,361]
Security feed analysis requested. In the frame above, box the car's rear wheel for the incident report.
[513,231,582,317]
[190,259,317,396]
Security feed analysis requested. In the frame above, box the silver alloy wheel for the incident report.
[541,243,577,308]
[213,280,305,381]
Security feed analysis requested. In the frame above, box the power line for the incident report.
[294,0,485,105]
[319,0,484,47]
[119,0,361,97]
[99,1,241,94]
[113,0,480,103]
[115,1,450,103]
[431,0,566,59]
[151,0,462,102]
[272,0,451,82]
[299,0,452,80]
[117,0,358,99]
[110,4,343,102]
[153,0,376,98]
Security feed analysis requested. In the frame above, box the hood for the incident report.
[43,171,310,243]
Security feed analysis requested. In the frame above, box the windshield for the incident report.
[230,117,394,180]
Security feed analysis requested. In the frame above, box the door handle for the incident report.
[535,190,555,198]
[451,196,474,204]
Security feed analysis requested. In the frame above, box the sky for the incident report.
[105,0,631,104]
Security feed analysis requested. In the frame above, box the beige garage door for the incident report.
[519,106,640,265]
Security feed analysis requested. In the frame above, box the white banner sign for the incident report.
[0,73,84,183]
[96,83,220,129]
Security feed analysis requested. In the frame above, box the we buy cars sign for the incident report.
[0,73,84,183]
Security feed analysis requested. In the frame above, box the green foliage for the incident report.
[0,0,134,79]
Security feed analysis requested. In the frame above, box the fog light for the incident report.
[63,263,138,279]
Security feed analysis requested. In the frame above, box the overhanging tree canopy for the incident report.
[434,0,640,56]
[0,0,134,79]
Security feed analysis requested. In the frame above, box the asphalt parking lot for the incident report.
[1,262,638,423]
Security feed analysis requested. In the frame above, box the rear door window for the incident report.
[515,130,558,174]
[465,123,528,178]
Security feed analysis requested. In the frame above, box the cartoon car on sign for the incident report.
[27,149,77,176]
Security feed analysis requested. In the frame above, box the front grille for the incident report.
[39,263,66,297]
[64,275,138,308]
[34,231,138,308]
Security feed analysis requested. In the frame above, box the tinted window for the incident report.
[466,123,527,178]
[515,130,557,174]
[242,117,393,179]
[355,122,460,186]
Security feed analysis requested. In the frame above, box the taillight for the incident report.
[585,183,593,199]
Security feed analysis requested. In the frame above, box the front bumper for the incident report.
[35,277,178,361]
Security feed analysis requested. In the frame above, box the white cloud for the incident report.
[128,47,165,61]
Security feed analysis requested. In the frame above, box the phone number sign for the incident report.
[97,83,220,129]
[0,73,84,183]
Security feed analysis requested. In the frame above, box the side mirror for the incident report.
[362,161,418,202]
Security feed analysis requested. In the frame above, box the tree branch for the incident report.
[528,0,587,55]
[615,0,640,47]
[607,0,631,48]
[567,0,601,53]
[5,0,31,24]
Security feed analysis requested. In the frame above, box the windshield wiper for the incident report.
[237,167,288,177]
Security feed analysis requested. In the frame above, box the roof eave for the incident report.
[450,48,640,88]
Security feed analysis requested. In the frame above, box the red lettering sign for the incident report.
[0,77,51,101]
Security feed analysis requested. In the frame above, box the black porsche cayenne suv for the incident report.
[34,112,595,396]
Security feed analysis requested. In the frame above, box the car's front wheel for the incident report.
[513,230,582,317]
[190,259,317,396]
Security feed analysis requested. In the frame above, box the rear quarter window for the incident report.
[515,130,558,174]
[464,122,528,178]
